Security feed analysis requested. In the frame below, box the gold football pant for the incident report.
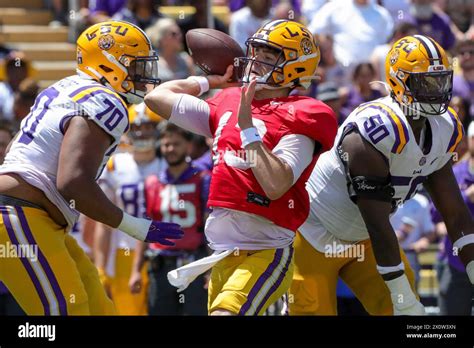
[208,245,294,315]
[0,206,115,315]
[289,231,416,315]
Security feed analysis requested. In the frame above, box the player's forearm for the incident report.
[359,200,424,314]
[244,142,293,200]
[145,79,201,119]
[131,240,147,273]
[357,199,403,279]
[58,178,123,228]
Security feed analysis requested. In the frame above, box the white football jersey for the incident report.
[0,74,129,230]
[300,96,463,252]
[99,152,165,275]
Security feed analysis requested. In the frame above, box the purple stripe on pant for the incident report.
[254,245,293,315]
[14,207,68,315]
[0,206,50,315]
[238,248,284,315]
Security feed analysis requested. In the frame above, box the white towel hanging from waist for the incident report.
[167,248,238,292]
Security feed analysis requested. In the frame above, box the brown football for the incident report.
[186,28,245,81]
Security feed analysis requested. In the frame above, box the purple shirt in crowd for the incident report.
[431,159,474,272]
[453,74,474,118]
[404,12,456,50]
[90,0,127,17]
[340,87,383,121]
[228,0,301,14]
[193,150,213,172]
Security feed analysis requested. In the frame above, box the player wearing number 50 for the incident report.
[290,35,474,316]
[145,20,338,315]
[0,21,183,315]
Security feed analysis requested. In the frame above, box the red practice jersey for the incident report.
[206,87,338,231]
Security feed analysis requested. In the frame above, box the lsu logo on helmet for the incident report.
[76,20,161,105]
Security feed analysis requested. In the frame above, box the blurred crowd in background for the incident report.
[0,0,473,316]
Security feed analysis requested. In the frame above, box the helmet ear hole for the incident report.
[99,64,113,73]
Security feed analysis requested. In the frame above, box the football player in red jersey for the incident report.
[145,20,338,315]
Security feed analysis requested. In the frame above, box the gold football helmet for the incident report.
[237,20,320,89]
[76,20,160,104]
[127,103,161,152]
[385,35,453,116]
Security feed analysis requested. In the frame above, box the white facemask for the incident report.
[120,90,145,105]
[132,139,156,152]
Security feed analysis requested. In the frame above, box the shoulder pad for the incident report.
[350,101,410,157]
[445,107,464,153]
[68,84,129,142]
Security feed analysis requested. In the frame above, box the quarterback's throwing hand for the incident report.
[207,65,240,89]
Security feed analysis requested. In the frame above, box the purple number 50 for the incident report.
[363,115,390,144]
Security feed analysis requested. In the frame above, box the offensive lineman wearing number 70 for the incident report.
[0,21,183,315]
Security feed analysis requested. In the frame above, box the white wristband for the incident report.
[376,262,405,275]
[188,76,209,97]
[384,274,417,310]
[453,234,474,251]
[240,127,262,147]
[117,212,151,241]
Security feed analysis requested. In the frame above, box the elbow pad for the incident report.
[349,175,395,203]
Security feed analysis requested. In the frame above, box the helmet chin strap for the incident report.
[98,51,145,104]
[242,73,293,91]
[242,60,292,90]
[242,65,318,91]
[77,66,143,104]
[394,97,441,120]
